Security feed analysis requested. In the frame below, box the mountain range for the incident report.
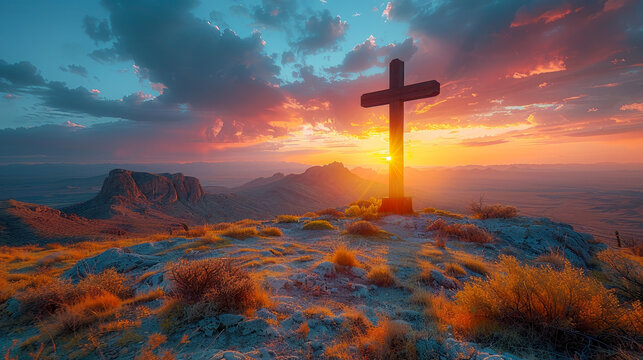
[0,162,384,244]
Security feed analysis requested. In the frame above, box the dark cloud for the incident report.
[82,16,112,43]
[251,0,299,29]
[99,0,283,116]
[208,10,230,28]
[0,60,46,91]
[327,36,417,75]
[281,51,295,65]
[292,10,348,54]
[60,64,88,77]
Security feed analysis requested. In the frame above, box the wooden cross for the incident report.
[361,59,440,214]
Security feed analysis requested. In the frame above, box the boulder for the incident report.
[63,248,159,280]
[210,351,248,360]
[218,313,245,328]
[312,261,336,277]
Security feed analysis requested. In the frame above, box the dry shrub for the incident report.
[331,245,360,268]
[43,291,122,336]
[259,226,283,237]
[345,220,380,236]
[423,208,464,219]
[597,249,643,301]
[275,215,299,223]
[535,249,567,270]
[470,200,518,219]
[431,255,643,355]
[459,257,489,276]
[303,220,335,230]
[367,264,396,287]
[326,317,417,360]
[17,268,131,317]
[426,219,493,244]
[302,212,318,218]
[444,263,467,277]
[169,258,267,314]
[315,208,345,219]
[221,226,258,240]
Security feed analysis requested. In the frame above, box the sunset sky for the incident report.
[0,0,641,167]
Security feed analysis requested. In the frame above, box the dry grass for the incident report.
[295,321,310,339]
[235,219,263,227]
[325,317,417,360]
[458,256,489,276]
[303,220,335,230]
[367,264,396,287]
[259,226,283,237]
[294,255,314,262]
[303,305,334,319]
[345,198,381,220]
[315,208,345,219]
[220,226,258,240]
[426,255,643,356]
[17,268,132,317]
[169,258,268,315]
[470,200,518,219]
[41,291,122,336]
[210,222,233,231]
[426,219,493,244]
[535,249,567,270]
[275,215,299,223]
[331,244,360,268]
[423,207,465,219]
[135,333,174,360]
[444,262,467,277]
[344,220,380,236]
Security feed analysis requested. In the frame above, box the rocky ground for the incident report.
[1,212,605,359]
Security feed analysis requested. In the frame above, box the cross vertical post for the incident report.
[389,59,405,199]
[360,58,440,214]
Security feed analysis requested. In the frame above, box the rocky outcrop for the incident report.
[65,169,205,219]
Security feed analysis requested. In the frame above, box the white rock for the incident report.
[63,248,158,280]
[350,267,367,278]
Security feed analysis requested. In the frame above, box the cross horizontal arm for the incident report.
[361,80,440,108]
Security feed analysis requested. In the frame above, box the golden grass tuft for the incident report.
[41,291,122,336]
[295,321,310,339]
[135,333,175,360]
[367,264,396,287]
[535,249,568,270]
[221,226,258,240]
[426,219,493,244]
[344,220,380,236]
[275,214,299,223]
[470,201,518,219]
[210,222,233,231]
[325,318,417,360]
[331,244,360,268]
[597,248,643,301]
[458,256,489,276]
[303,220,335,230]
[444,262,467,277]
[259,226,283,237]
[303,305,334,319]
[423,207,465,219]
[294,255,314,262]
[315,208,345,219]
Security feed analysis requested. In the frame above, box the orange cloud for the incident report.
[620,102,643,112]
[511,59,566,79]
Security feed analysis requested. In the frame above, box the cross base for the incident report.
[378,197,413,215]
